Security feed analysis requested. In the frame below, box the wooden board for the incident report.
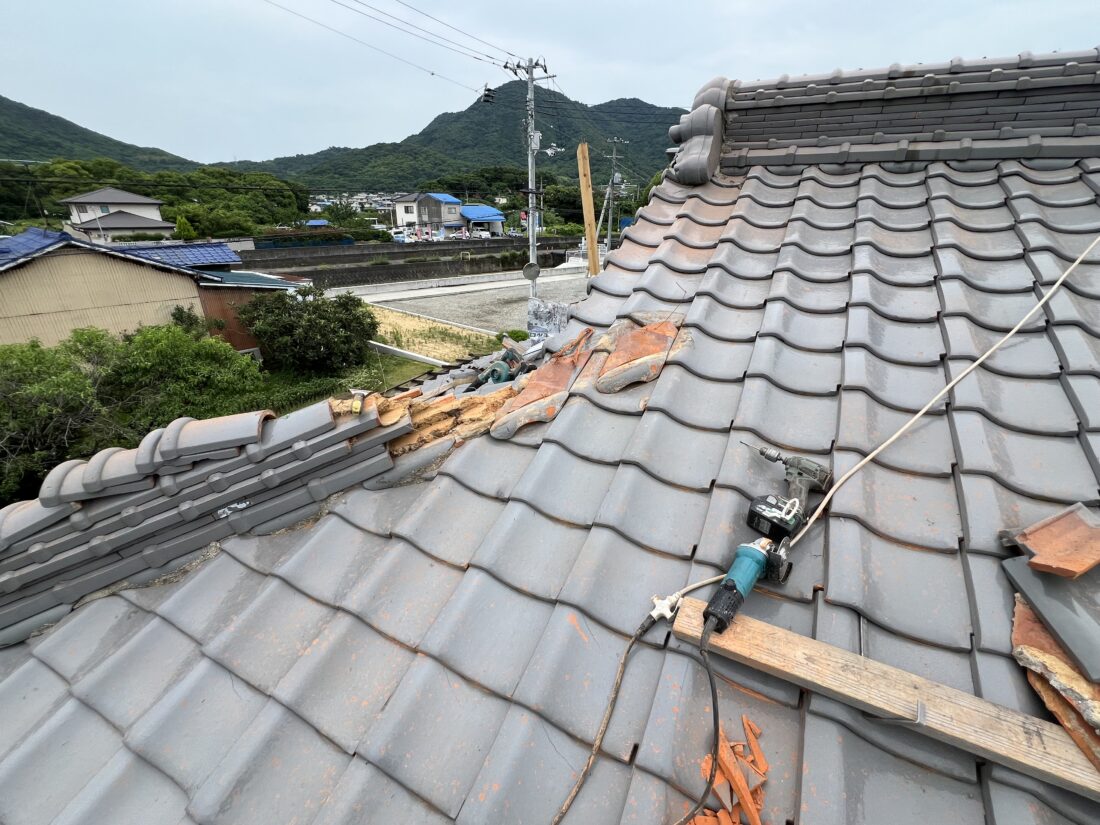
[673,597,1100,802]
[576,143,600,277]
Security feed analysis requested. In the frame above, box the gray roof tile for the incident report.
[852,244,937,284]
[313,756,451,824]
[0,698,124,825]
[958,472,1067,556]
[31,594,149,681]
[72,615,199,729]
[544,397,640,464]
[942,316,1061,375]
[340,539,463,647]
[594,467,710,558]
[560,527,692,634]
[470,500,588,600]
[0,658,68,762]
[188,699,349,825]
[50,747,187,825]
[420,568,553,696]
[510,443,617,525]
[746,335,841,393]
[940,278,1046,329]
[457,705,632,825]
[513,602,664,761]
[947,362,1078,434]
[837,389,954,474]
[863,615,975,692]
[204,578,334,692]
[843,346,946,410]
[798,712,985,825]
[972,650,1047,718]
[827,518,971,649]
[952,411,1098,502]
[760,300,848,350]
[830,450,962,549]
[273,611,414,753]
[736,376,839,451]
[393,477,506,566]
[696,265,772,307]
[273,514,388,604]
[620,411,726,489]
[126,657,267,792]
[359,654,509,818]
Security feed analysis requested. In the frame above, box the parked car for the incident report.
[471,229,491,239]
[506,229,524,237]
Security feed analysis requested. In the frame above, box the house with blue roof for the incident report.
[392,192,462,237]
[459,203,506,236]
[0,228,302,349]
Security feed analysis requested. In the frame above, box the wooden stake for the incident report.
[576,142,600,277]
[673,597,1100,802]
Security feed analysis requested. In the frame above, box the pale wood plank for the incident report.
[672,596,1100,802]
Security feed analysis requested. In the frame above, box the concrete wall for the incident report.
[0,249,202,345]
[239,237,581,270]
[310,250,566,289]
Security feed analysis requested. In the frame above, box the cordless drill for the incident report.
[740,442,832,541]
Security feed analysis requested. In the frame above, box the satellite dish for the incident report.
[522,262,540,281]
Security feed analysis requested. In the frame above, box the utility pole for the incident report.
[505,57,554,296]
[605,137,627,250]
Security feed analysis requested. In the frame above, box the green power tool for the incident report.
[703,536,792,633]
[740,441,832,541]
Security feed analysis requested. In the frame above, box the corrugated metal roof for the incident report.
[58,187,163,205]
[1,48,1099,825]
[201,270,303,290]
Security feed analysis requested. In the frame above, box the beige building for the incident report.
[0,228,202,345]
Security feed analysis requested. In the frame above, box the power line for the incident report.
[259,0,480,92]
[391,0,519,59]
[329,0,504,66]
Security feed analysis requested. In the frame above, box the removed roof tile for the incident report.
[1012,503,1100,578]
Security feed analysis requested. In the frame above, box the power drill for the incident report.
[703,536,792,633]
[740,442,832,541]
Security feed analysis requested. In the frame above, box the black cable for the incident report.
[551,613,656,824]
[671,616,722,825]
[259,0,480,92]
[341,0,503,62]
[328,0,504,66]
[391,0,519,59]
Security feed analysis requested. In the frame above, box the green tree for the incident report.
[172,215,198,240]
[0,340,105,502]
[236,286,379,373]
[322,199,359,226]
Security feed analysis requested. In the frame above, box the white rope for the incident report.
[671,231,1100,602]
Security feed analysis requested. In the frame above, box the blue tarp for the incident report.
[0,227,67,269]
[460,204,505,223]
[427,193,462,204]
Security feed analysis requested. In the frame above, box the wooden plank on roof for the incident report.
[672,596,1100,803]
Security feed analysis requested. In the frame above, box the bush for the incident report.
[0,340,104,502]
[236,285,379,374]
[0,325,264,503]
[497,329,529,342]
[344,228,393,243]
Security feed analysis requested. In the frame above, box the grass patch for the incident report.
[236,353,430,413]
[369,305,498,362]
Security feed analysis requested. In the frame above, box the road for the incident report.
[360,274,591,332]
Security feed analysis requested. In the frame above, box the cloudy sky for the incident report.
[2,0,1093,163]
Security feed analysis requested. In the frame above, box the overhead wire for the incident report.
[328,0,505,66]
[391,0,519,59]
[258,0,480,92]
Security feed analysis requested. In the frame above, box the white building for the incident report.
[60,187,175,242]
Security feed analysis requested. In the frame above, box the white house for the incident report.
[60,187,176,242]
[391,193,462,236]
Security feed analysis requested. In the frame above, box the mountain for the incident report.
[0,94,196,172]
[225,81,685,191]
